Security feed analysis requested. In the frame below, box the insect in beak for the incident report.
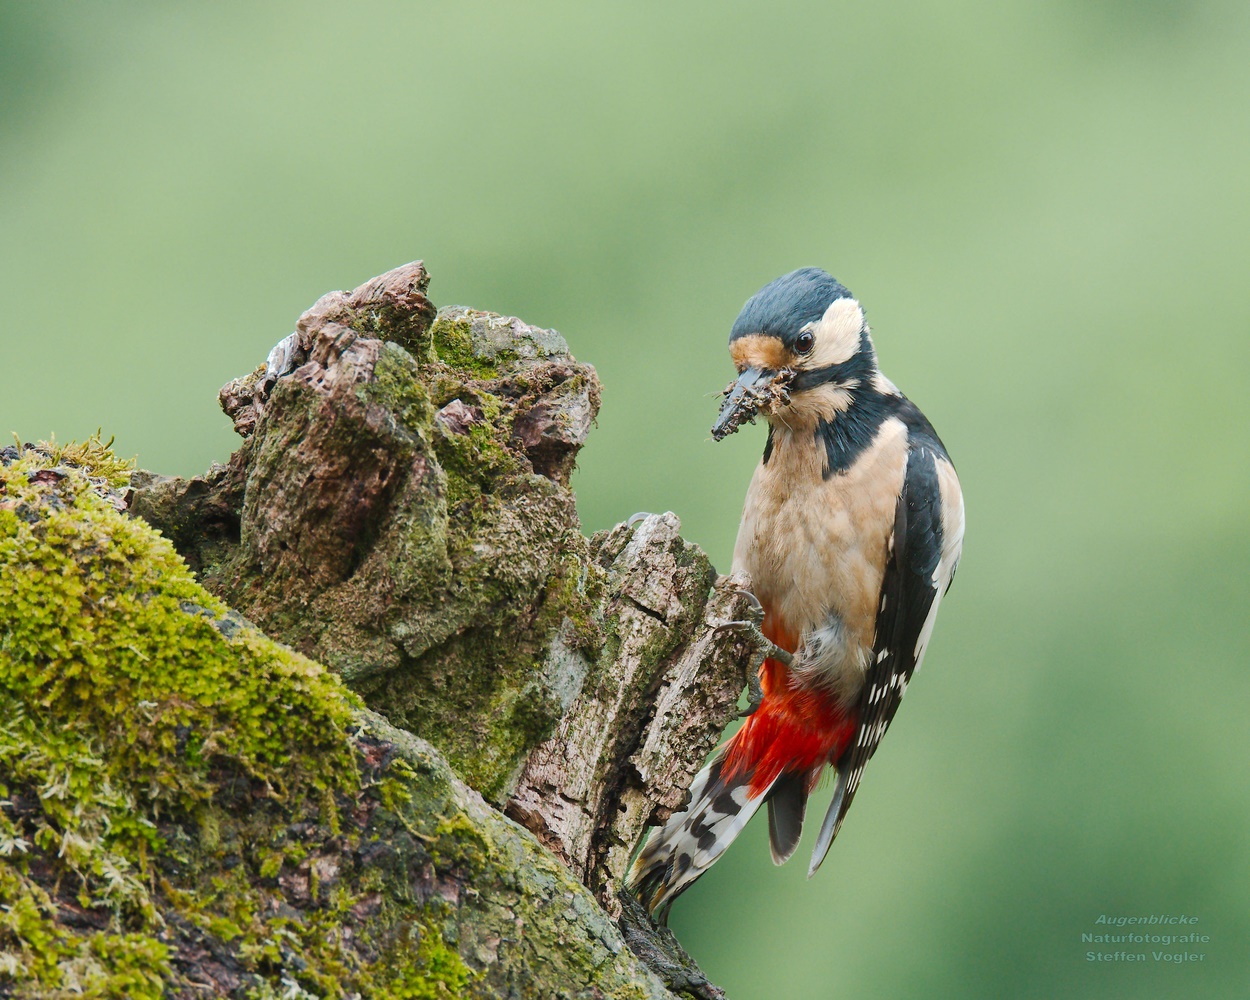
[711,367,794,441]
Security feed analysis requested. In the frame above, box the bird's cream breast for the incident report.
[732,417,909,684]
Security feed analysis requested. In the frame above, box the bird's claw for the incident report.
[716,590,776,715]
[739,665,764,718]
[717,613,772,716]
[716,619,793,668]
[740,590,764,627]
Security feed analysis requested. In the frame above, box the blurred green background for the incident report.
[3,2,1248,997]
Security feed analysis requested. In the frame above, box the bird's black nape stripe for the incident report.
[815,388,893,478]
[789,363,849,393]
[780,328,896,478]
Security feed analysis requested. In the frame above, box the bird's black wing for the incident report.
[809,411,955,875]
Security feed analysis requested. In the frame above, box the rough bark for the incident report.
[109,262,758,996]
[507,517,750,911]
[0,443,696,997]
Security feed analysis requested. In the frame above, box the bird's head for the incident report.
[712,267,882,440]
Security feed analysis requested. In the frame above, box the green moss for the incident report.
[366,919,475,1000]
[373,623,557,802]
[0,443,353,995]
[364,343,438,436]
[428,316,500,378]
[368,533,602,803]
[432,393,515,509]
[81,933,171,999]
[430,814,491,875]
[14,431,137,489]
[538,550,604,652]
[0,889,171,1000]
[0,451,359,828]
[0,441,673,999]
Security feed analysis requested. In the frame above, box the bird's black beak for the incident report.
[711,366,792,441]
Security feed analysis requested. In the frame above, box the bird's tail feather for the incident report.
[627,754,777,920]
[807,765,850,878]
[766,770,809,865]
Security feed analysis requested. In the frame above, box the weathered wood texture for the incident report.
[508,517,751,909]
[127,261,756,997]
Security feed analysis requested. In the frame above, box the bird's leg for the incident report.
[716,591,792,715]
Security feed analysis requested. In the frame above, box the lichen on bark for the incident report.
[7,262,756,997]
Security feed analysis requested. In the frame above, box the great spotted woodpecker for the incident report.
[629,268,965,919]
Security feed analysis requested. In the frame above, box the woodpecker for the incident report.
[628,268,964,919]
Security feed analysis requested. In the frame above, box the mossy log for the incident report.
[1,263,753,998]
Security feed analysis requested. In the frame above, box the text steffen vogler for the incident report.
[1085,914,1208,963]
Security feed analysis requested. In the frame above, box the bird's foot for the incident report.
[715,619,793,668]
[739,664,765,718]
[716,590,779,715]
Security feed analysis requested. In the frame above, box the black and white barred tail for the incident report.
[627,754,788,921]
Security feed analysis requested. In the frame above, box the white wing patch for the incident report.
[914,454,964,663]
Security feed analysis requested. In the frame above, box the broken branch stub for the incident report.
[507,515,753,909]
[128,261,758,996]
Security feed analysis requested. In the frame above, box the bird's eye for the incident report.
[795,331,815,355]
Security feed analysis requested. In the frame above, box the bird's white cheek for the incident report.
[805,298,865,369]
